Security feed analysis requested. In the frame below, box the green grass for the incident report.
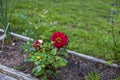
[1,0,120,61]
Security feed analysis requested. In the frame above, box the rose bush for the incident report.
[24,32,68,80]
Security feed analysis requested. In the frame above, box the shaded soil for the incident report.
[0,37,120,80]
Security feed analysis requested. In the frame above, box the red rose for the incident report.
[33,39,43,50]
[50,32,68,49]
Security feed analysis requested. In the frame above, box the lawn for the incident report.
[1,0,120,61]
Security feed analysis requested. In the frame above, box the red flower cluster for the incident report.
[50,32,68,49]
[33,39,43,50]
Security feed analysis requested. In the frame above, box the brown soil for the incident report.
[0,37,120,80]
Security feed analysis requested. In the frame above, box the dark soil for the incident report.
[0,37,120,80]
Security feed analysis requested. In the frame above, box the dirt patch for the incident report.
[0,37,120,80]
[0,38,25,68]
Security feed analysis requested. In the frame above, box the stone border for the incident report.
[0,29,119,68]
[0,29,33,41]
[0,65,38,80]
[0,73,17,80]
[67,50,119,68]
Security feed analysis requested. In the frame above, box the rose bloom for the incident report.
[33,39,43,50]
[50,32,68,49]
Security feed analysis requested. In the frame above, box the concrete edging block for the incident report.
[0,65,38,80]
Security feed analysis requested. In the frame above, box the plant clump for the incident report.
[24,32,68,80]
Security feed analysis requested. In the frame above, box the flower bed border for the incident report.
[0,29,119,80]
[0,29,37,80]
[0,29,119,68]
[67,50,118,68]
[0,65,38,80]
[0,29,33,41]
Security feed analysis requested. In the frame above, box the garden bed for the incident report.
[0,31,120,80]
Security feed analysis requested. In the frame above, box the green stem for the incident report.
[5,0,8,23]
[111,24,117,60]
[5,23,10,34]
[8,0,18,22]
[111,23,120,75]
[0,0,6,28]
[110,0,120,71]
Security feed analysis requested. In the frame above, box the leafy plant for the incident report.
[24,32,68,80]
[114,76,120,80]
[85,72,101,80]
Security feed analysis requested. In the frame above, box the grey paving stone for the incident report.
[0,65,38,80]
[0,73,17,80]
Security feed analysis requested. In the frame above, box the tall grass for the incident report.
[0,0,18,37]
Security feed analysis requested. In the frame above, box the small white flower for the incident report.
[38,39,43,44]
[12,43,15,46]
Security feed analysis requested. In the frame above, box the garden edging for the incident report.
[0,29,33,41]
[67,50,118,68]
[0,29,119,68]
[0,29,37,80]
[0,65,38,80]
[0,29,119,79]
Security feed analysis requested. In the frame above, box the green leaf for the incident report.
[51,48,57,55]
[106,60,114,65]
[36,66,42,72]
[114,77,120,80]
[32,66,42,76]
[35,61,40,65]
[53,57,68,68]
[59,59,68,66]
[46,70,54,74]
[85,72,101,80]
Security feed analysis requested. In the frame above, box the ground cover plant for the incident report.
[0,0,120,62]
